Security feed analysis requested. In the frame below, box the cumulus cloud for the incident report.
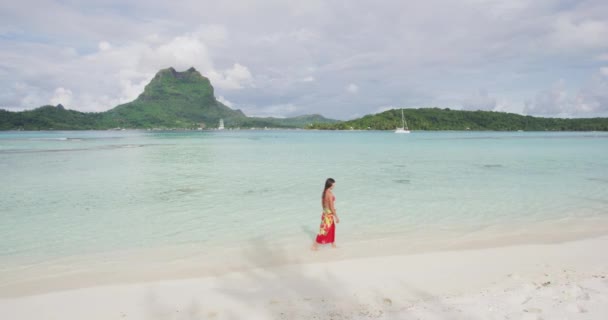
[50,87,73,107]
[0,24,253,111]
[346,83,358,94]
[2,1,608,117]
[241,103,298,118]
[572,72,608,116]
[98,41,111,51]
[217,95,233,107]
[138,33,215,73]
[525,72,608,117]
[492,99,518,113]
[549,15,608,50]
[461,89,497,111]
[524,80,570,116]
[208,63,254,90]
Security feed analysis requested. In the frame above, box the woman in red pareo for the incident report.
[312,178,339,250]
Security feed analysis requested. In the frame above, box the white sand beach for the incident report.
[1,234,607,320]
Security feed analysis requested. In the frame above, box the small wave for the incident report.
[176,187,198,194]
[245,188,272,194]
[0,144,153,154]
[483,164,503,168]
[28,137,69,141]
[120,144,145,148]
[587,177,608,184]
[393,179,410,184]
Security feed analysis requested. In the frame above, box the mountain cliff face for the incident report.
[137,67,215,103]
[102,67,246,128]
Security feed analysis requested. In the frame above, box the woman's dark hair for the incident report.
[322,178,335,199]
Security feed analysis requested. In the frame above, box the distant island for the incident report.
[0,67,337,130]
[308,108,608,131]
[1,67,607,131]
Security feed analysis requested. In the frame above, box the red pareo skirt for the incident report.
[315,213,335,244]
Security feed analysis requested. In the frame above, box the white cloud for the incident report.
[373,106,396,114]
[241,103,297,118]
[195,25,228,47]
[346,83,358,94]
[4,82,48,111]
[524,80,570,116]
[0,25,254,111]
[525,73,608,117]
[461,89,497,111]
[208,63,254,90]
[217,95,233,107]
[549,16,608,49]
[256,28,319,45]
[600,67,608,77]
[144,34,162,44]
[141,34,214,72]
[572,74,608,115]
[50,87,73,107]
[2,1,608,118]
[98,41,111,51]
[493,98,518,113]
[118,77,150,104]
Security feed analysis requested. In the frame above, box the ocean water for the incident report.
[1,130,608,282]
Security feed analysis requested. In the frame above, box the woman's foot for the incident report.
[311,243,318,251]
[331,243,337,248]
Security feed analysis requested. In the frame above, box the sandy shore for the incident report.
[1,235,607,319]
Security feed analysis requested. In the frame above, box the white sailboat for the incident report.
[218,118,225,130]
[394,109,410,134]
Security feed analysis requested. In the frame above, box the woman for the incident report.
[312,178,339,250]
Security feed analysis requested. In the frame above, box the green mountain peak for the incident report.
[104,66,243,128]
[138,66,214,103]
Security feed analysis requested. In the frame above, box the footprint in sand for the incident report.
[383,298,392,306]
[509,295,532,305]
[521,314,543,320]
[566,303,587,313]
[523,307,542,313]
[567,285,591,301]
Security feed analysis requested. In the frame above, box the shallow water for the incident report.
[1,130,607,265]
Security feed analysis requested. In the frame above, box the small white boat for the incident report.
[218,119,225,130]
[395,109,410,134]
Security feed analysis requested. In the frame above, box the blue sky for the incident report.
[1,0,607,119]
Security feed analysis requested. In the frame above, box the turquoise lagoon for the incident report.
[1,130,608,281]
